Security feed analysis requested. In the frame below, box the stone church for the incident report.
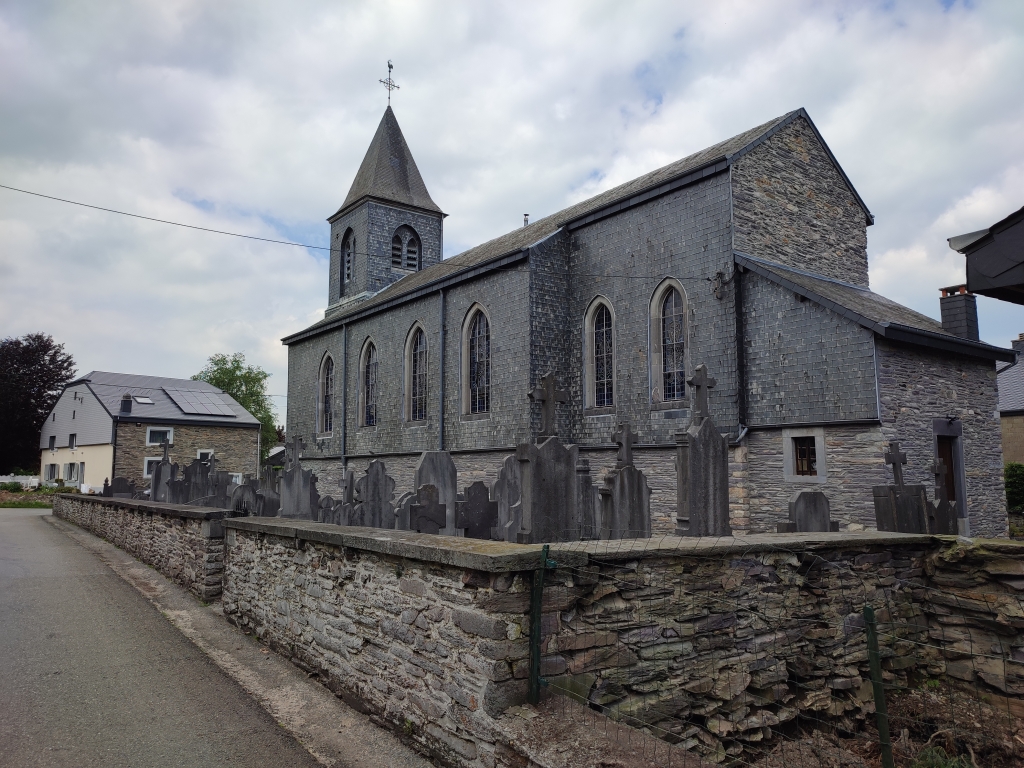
[284,106,1013,537]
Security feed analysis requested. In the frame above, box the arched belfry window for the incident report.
[361,341,378,427]
[584,299,615,409]
[391,226,421,271]
[406,326,428,422]
[319,355,334,433]
[462,307,490,415]
[649,280,688,404]
[341,230,354,284]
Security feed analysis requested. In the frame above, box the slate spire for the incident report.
[334,106,441,217]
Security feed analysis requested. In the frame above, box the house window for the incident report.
[593,303,614,407]
[64,462,80,483]
[662,288,686,401]
[320,355,334,434]
[793,437,817,476]
[229,473,243,485]
[146,427,173,446]
[197,450,214,461]
[362,342,378,426]
[467,309,490,414]
[48,435,56,451]
[143,457,161,478]
[408,327,427,421]
[391,226,422,271]
[68,433,77,449]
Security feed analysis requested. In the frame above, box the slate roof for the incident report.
[999,361,1024,414]
[330,106,442,220]
[72,371,260,427]
[288,108,871,344]
[735,253,1015,363]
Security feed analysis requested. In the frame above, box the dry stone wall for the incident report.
[52,494,227,599]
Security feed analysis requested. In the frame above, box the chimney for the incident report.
[939,285,979,341]
[120,394,132,414]
[523,214,529,227]
[1013,333,1024,354]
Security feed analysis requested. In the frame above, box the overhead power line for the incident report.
[0,183,331,251]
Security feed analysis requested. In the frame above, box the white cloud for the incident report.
[2,0,1024,421]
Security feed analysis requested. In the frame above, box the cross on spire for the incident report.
[529,373,568,438]
[379,60,399,106]
[612,422,637,467]
[885,441,908,490]
[687,364,716,422]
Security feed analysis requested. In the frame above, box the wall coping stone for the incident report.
[56,494,231,522]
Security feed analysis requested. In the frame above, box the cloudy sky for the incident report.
[2,0,1023,420]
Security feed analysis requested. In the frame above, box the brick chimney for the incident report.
[939,285,979,341]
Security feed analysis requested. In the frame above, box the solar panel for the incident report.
[163,388,237,417]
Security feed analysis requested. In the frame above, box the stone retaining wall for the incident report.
[221,519,1024,767]
[52,495,228,600]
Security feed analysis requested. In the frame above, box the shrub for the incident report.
[0,481,23,492]
[912,747,970,768]
[1007,463,1024,511]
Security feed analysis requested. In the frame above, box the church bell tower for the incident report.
[325,106,444,314]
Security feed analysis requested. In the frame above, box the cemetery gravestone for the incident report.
[414,452,459,535]
[230,483,258,516]
[676,365,731,537]
[516,436,580,543]
[928,458,958,535]
[410,485,446,535]
[598,423,652,539]
[150,439,176,503]
[352,460,396,529]
[529,372,568,438]
[455,481,499,540]
[576,458,598,540]
[777,490,838,533]
[280,463,319,520]
[394,492,414,531]
[493,455,523,542]
[872,441,928,534]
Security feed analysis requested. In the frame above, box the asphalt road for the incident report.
[0,508,322,768]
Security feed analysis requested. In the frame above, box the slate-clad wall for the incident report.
[741,270,878,426]
[875,339,1006,537]
[731,116,870,287]
[529,233,573,438]
[565,172,738,446]
[113,422,259,487]
[327,205,368,305]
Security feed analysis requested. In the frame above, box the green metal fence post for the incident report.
[528,544,553,706]
[864,605,895,768]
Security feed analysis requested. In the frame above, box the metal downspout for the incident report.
[438,289,446,451]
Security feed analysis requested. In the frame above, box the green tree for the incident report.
[0,333,76,474]
[192,353,277,460]
[1006,462,1024,512]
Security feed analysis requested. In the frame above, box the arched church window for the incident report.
[408,327,427,421]
[593,304,613,407]
[362,342,378,426]
[662,288,686,400]
[467,310,490,414]
[320,355,334,433]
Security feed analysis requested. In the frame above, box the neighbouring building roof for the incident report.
[330,106,443,220]
[71,371,260,427]
[286,108,872,344]
[999,361,1024,414]
[735,253,1015,363]
[948,204,1024,306]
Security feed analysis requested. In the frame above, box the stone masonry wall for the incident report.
[113,422,259,487]
[875,339,1007,538]
[223,520,1024,767]
[731,115,871,287]
[52,495,226,599]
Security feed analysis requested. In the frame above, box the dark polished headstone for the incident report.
[410,484,446,535]
[456,481,499,540]
[778,490,836,533]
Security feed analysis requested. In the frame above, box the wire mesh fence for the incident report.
[523,532,1024,767]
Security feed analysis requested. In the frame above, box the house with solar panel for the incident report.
[39,371,261,491]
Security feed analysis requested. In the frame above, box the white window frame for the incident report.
[143,456,162,479]
[197,449,214,461]
[68,433,77,449]
[782,427,827,484]
[146,427,174,446]
[229,473,243,485]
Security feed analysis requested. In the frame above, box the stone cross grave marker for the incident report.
[885,441,907,491]
[529,373,568,438]
[285,435,306,471]
[612,422,637,468]
[456,481,499,540]
[410,484,447,535]
[687,364,716,423]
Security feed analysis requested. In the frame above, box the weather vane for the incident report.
[379,60,399,105]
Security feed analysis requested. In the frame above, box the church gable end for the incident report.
[731,115,871,287]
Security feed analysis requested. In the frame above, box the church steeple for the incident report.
[325,107,444,311]
[332,107,441,219]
